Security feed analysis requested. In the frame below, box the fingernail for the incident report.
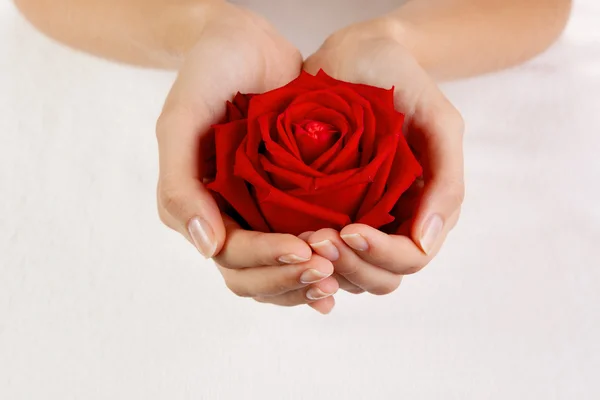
[420,214,444,254]
[306,287,333,300]
[188,217,217,258]
[340,233,369,251]
[300,269,330,284]
[278,254,310,264]
[309,240,340,261]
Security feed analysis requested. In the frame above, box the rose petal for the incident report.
[276,113,301,159]
[294,121,340,164]
[207,121,271,232]
[288,91,355,123]
[257,188,351,235]
[260,155,315,191]
[357,133,422,228]
[229,92,253,119]
[304,107,350,133]
[321,103,364,173]
[382,180,424,234]
[288,184,370,222]
[255,113,326,178]
[355,134,398,219]
[279,102,326,160]
[235,153,351,234]
[281,103,350,167]
[284,142,393,217]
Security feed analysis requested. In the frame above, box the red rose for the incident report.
[207,71,422,236]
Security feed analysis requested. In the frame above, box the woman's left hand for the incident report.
[302,18,465,295]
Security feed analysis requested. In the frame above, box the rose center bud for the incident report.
[293,120,340,164]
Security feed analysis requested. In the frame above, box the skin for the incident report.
[15,0,572,313]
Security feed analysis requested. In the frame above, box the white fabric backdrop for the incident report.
[1,1,599,399]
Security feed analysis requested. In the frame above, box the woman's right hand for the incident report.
[155,2,338,314]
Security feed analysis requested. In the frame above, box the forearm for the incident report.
[14,0,224,68]
[389,0,572,80]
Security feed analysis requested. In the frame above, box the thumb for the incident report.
[408,91,465,255]
[156,103,226,259]
[157,176,226,259]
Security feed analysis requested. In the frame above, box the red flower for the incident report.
[207,71,422,235]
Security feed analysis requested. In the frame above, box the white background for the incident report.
[1,1,599,399]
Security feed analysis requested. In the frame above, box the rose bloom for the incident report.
[206,71,422,236]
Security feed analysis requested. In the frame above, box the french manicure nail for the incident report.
[420,214,444,254]
[306,287,332,300]
[309,240,340,261]
[340,233,369,251]
[188,217,217,258]
[300,269,329,284]
[278,254,310,264]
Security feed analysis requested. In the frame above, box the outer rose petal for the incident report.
[355,135,398,218]
[227,92,253,120]
[357,133,422,228]
[383,180,424,234]
[207,120,270,232]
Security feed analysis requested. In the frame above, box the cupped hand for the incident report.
[156,3,337,313]
[303,18,465,295]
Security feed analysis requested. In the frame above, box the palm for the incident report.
[304,36,432,117]
[169,19,302,117]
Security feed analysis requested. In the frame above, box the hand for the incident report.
[156,3,338,313]
[303,18,465,295]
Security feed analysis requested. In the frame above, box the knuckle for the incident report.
[448,111,465,136]
[155,103,192,141]
[225,279,252,298]
[263,283,290,297]
[438,103,465,136]
[402,263,427,275]
[156,184,176,228]
[369,277,402,296]
[437,180,466,208]
[157,206,171,227]
[155,112,171,142]
[309,228,338,243]
[157,184,186,219]
[347,287,366,295]
[448,182,466,206]
[279,233,300,245]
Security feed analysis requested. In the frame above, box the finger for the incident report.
[407,87,465,255]
[333,273,365,294]
[340,210,460,275]
[298,231,315,241]
[254,276,339,306]
[308,229,402,296]
[215,218,312,268]
[218,255,334,298]
[308,296,336,314]
[299,232,364,294]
